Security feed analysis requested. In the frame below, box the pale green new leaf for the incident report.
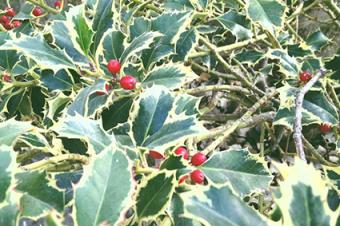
[183,185,272,226]
[200,149,272,196]
[136,172,176,219]
[53,114,114,154]
[0,119,33,145]
[0,35,76,72]
[217,11,252,40]
[0,146,16,203]
[74,146,132,226]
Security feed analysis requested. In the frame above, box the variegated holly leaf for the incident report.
[136,171,176,219]
[274,159,339,226]
[269,50,299,77]
[0,32,19,72]
[0,35,76,72]
[0,146,16,203]
[173,28,198,61]
[0,201,19,226]
[18,132,49,150]
[43,92,73,126]
[131,85,205,151]
[173,94,201,116]
[182,185,272,226]
[234,49,264,64]
[74,146,132,226]
[199,149,272,196]
[91,0,115,53]
[286,44,312,57]
[142,64,194,89]
[246,0,285,33]
[40,69,74,91]
[15,171,64,217]
[274,84,339,129]
[217,11,252,40]
[0,119,33,145]
[325,55,340,81]
[53,114,114,154]
[307,30,329,51]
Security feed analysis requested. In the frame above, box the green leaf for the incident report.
[0,32,19,72]
[217,11,252,40]
[142,64,194,89]
[307,30,329,51]
[44,92,72,125]
[74,146,132,226]
[0,35,76,72]
[269,50,299,77]
[274,159,339,226]
[53,114,114,154]
[0,202,19,226]
[100,30,125,62]
[15,171,64,217]
[160,154,187,171]
[173,28,197,61]
[0,119,33,145]
[200,149,272,196]
[234,49,264,64]
[136,171,176,219]
[18,132,49,149]
[174,94,200,116]
[91,0,114,53]
[40,69,74,91]
[183,185,271,226]
[286,44,312,57]
[0,146,16,203]
[101,97,133,130]
[169,193,200,226]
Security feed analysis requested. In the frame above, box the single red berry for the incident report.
[299,71,312,82]
[319,123,332,134]
[149,150,165,159]
[178,174,189,184]
[12,20,21,28]
[0,16,10,24]
[5,7,16,17]
[190,170,205,184]
[32,7,43,17]
[191,152,207,166]
[174,146,189,160]
[54,1,62,8]
[120,75,136,90]
[3,74,11,82]
[107,59,121,74]
[3,21,12,30]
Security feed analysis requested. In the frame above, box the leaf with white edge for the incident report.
[142,64,194,89]
[200,149,272,196]
[234,49,264,64]
[101,97,133,130]
[269,50,299,77]
[302,58,322,74]
[168,193,200,226]
[0,119,33,145]
[100,30,125,62]
[74,146,132,226]
[91,0,114,53]
[286,44,312,57]
[0,146,16,203]
[0,32,19,72]
[53,114,114,154]
[15,171,64,217]
[136,171,176,219]
[66,5,94,56]
[217,11,252,40]
[0,202,19,226]
[44,92,72,125]
[18,132,49,149]
[0,35,76,72]
[129,17,151,39]
[183,185,272,226]
[307,30,329,51]
[160,154,187,171]
[274,159,338,226]
[173,28,198,61]
[50,21,91,67]
[40,69,74,91]
[67,79,106,116]
[246,0,285,33]
[174,94,200,116]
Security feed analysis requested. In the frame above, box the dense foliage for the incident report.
[0,0,339,225]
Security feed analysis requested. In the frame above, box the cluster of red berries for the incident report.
[96,59,137,95]
[0,7,21,30]
[32,1,61,17]
[149,147,207,185]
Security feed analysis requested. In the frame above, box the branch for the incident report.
[324,0,340,19]
[184,84,252,95]
[293,69,327,162]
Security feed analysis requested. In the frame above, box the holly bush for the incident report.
[0,0,339,225]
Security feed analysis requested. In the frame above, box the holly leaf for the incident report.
[0,32,19,72]
[217,11,252,40]
[40,69,74,91]
[0,146,16,203]
[274,159,339,226]
[173,28,198,61]
[200,149,272,196]
[0,119,33,145]
[269,50,299,77]
[182,185,272,226]
[307,30,329,51]
[74,146,132,226]
[168,193,200,226]
[136,171,176,219]
[234,49,264,64]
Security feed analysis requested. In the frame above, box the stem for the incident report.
[26,0,62,14]
[21,154,89,171]
[293,69,327,162]
[189,61,236,80]
[184,85,252,95]
[12,80,39,87]
[260,122,265,157]
[324,0,340,18]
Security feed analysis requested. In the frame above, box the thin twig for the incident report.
[293,69,327,162]
[184,84,252,95]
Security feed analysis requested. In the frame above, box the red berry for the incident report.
[107,59,121,74]
[5,7,16,17]
[174,146,189,160]
[54,1,62,8]
[149,150,165,159]
[3,74,11,82]
[191,152,207,166]
[12,20,21,28]
[299,71,312,82]
[32,7,43,17]
[120,75,136,90]
[319,123,332,134]
[178,174,188,184]
[0,16,10,24]
[190,170,205,184]
[3,21,12,30]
